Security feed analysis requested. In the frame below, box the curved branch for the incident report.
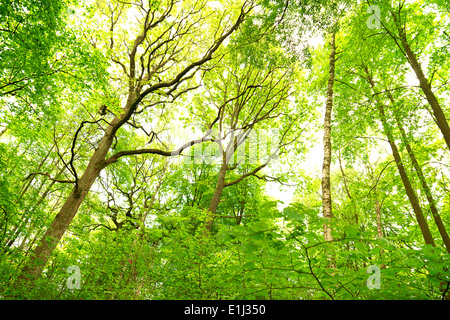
[224,162,269,187]
[110,1,255,137]
[103,136,213,167]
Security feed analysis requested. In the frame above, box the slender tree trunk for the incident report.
[389,97,450,253]
[322,32,336,242]
[338,151,358,224]
[17,166,67,252]
[378,105,436,247]
[140,172,165,229]
[363,65,436,247]
[375,198,383,239]
[374,194,386,268]
[6,158,62,249]
[17,144,55,202]
[390,13,450,150]
[35,166,66,208]
[403,42,450,150]
[205,161,228,232]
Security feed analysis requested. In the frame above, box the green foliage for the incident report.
[1,0,450,301]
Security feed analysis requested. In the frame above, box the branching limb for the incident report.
[103,135,214,167]
[22,172,75,184]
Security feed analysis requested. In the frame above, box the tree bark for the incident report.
[205,161,228,232]
[322,32,336,242]
[378,105,436,247]
[389,11,450,151]
[389,94,450,253]
[362,65,436,247]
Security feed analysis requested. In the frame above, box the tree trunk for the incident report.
[392,19,450,151]
[6,160,63,250]
[338,151,358,224]
[390,98,450,253]
[363,65,436,247]
[17,144,55,202]
[205,161,228,232]
[378,105,436,247]
[375,198,383,239]
[322,32,336,242]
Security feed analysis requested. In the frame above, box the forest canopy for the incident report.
[0,0,450,300]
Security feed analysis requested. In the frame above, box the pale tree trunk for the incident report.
[366,158,385,264]
[367,161,383,239]
[374,195,387,268]
[6,159,62,250]
[139,166,166,230]
[6,147,57,249]
[16,166,67,253]
[322,32,336,242]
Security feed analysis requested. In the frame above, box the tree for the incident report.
[387,90,450,252]
[371,0,450,150]
[191,52,305,232]
[322,31,337,242]
[19,0,256,283]
[2,0,450,301]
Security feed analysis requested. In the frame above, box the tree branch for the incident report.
[224,162,269,187]
[103,135,214,167]
[22,172,75,184]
